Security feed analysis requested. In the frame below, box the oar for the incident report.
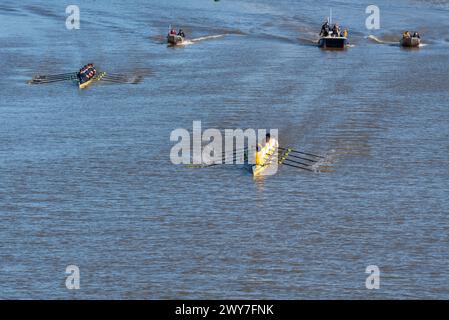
[105,74,129,81]
[221,147,248,157]
[188,150,247,168]
[34,72,77,79]
[283,158,312,167]
[281,162,314,172]
[28,78,73,85]
[279,147,324,159]
[100,78,131,84]
[285,153,319,163]
[31,75,77,83]
[206,150,247,167]
[103,73,128,78]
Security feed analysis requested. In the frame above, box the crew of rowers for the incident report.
[78,63,97,83]
[320,21,348,38]
[403,31,421,39]
[168,28,185,38]
[255,133,279,166]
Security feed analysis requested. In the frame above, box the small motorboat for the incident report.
[167,34,184,46]
[318,35,348,49]
[318,11,348,50]
[400,35,421,48]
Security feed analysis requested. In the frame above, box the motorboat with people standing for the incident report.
[318,19,348,49]
[167,27,186,45]
[400,31,421,48]
[318,10,348,49]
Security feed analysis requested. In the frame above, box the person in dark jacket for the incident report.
[320,21,329,37]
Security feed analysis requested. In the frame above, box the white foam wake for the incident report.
[366,35,397,45]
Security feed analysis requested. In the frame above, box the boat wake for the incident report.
[298,37,320,46]
[309,150,336,173]
[183,34,227,45]
[366,35,398,46]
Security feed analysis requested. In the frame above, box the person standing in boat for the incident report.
[332,24,341,37]
[320,21,330,37]
[178,29,185,38]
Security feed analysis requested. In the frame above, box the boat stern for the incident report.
[318,36,348,49]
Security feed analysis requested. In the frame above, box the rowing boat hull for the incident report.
[249,147,279,177]
[79,77,95,89]
[78,72,106,89]
[318,36,348,49]
[251,164,271,177]
[400,37,420,48]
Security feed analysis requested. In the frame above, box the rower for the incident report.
[265,133,278,150]
[89,63,97,76]
[259,133,277,161]
[78,66,88,81]
[255,144,264,166]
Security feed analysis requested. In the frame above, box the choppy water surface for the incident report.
[0,0,448,299]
